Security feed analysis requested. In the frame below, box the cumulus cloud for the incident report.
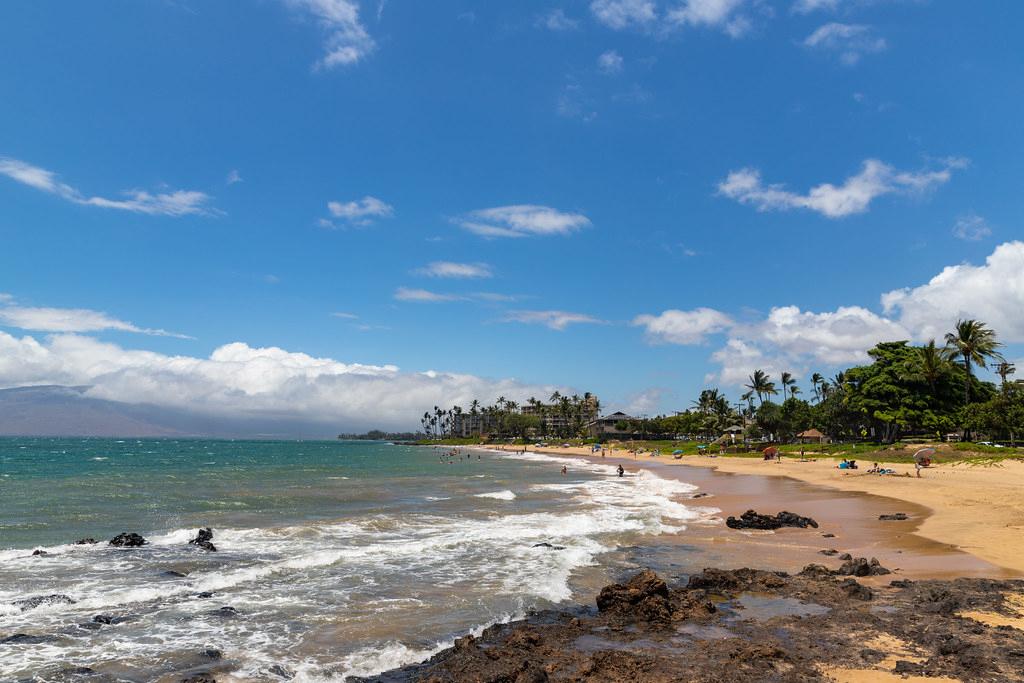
[502,310,604,331]
[792,0,843,13]
[286,0,376,68]
[592,0,754,36]
[538,8,579,30]
[882,240,1024,342]
[456,205,591,238]
[0,332,557,430]
[226,169,243,185]
[590,0,657,29]
[803,23,887,65]
[641,242,1023,386]
[666,0,751,37]
[323,195,393,227]
[597,49,625,73]
[952,213,992,241]
[0,302,191,339]
[632,307,734,345]
[415,261,493,279]
[0,157,214,217]
[718,158,963,218]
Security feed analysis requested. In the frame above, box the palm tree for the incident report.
[745,370,773,405]
[996,361,1016,390]
[790,386,801,398]
[810,373,824,403]
[942,319,1004,406]
[780,372,795,400]
[906,339,948,397]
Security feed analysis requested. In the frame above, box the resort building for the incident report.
[586,411,636,439]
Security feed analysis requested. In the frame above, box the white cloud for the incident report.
[622,387,666,415]
[718,158,962,218]
[748,305,909,365]
[592,0,755,37]
[666,0,751,37]
[324,195,393,227]
[538,8,579,30]
[0,157,214,217]
[226,169,243,185]
[639,242,1024,386]
[394,287,462,303]
[803,22,886,65]
[792,0,842,13]
[597,49,625,74]
[415,261,493,279]
[287,0,376,68]
[632,307,734,344]
[457,205,591,238]
[590,0,657,29]
[503,310,604,331]
[0,332,558,430]
[882,240,1024,342]
[952,213,992,242]
[331,312,359,319]
[0,303,192,339]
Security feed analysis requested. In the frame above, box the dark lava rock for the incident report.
[515,666,549,683]
[879,513,909,521]
[32,549,49,556]
[74,538,98,545]
[196,591,215,599]
[267,664,294,679]
[839,578,874,601]
[798,564,834,580]
[1,633,56,644]
[202,648,222,659]
[181,676,216,683]
[92,614,116,625]
[597,569,671,623]
[890,579,914,588]
[725,509,818,530]
[688,567,788,592]
[692,492,711,498]
[839,553,853,561]
[532,542,566,550]
[210,606,239,618]
[15,594,75,611]
[164,570,189,577]
[837,557,891,577]
[822,533,836,538]
[893,660,922,675]
[189,528,217,552]
[109,532,147,547]
[819,549,838,556]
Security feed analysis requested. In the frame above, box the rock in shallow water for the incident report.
[725,510,818,530]
[14,594,75,611]
[837,557,891,577]
[188,527,217,552]
[109,532,147,547]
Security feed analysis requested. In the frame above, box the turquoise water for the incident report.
[0,438,714,681]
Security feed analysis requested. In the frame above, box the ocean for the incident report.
[0,438,717,681]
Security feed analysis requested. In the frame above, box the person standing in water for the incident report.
[617,464,624,477]
[560,465,567,475]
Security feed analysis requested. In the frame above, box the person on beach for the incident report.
[561,465,567,475]
[617,464,625,477]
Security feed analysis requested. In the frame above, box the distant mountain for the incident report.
[0,385,341,439]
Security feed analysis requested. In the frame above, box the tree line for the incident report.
[421,392,599,440]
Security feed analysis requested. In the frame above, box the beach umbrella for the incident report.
[913,447,936,464]
[762,446,779,457]
[672,449,684,455]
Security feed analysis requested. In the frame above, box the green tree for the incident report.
[942,319,1004,407]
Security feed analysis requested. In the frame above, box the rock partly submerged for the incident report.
[356,567,1024,683]
[725,509,819,530]
[189,527,217,552]
[109,532,148,548]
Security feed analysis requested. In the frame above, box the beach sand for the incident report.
[492,444,1024,578]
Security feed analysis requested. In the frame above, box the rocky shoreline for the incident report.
[359,564,1024,683]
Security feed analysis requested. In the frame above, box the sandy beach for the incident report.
[492,444,1024,578]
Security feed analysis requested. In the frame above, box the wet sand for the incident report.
[491,446,1019,581]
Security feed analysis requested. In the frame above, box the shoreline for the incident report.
[487,444,1023,579]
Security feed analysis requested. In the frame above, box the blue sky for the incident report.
[1,0,1022,429]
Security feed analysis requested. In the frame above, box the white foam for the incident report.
[474,490,516,500]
